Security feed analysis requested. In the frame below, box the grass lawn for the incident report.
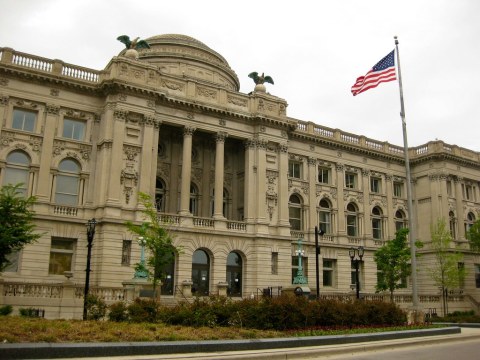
[0,316,439,343]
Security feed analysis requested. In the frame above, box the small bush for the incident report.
[85,294,107,320]
[127,298,159,323]
[0,305,13,316]
[19,308,43,317]
[108,302,129,322]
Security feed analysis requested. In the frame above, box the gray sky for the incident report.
[1,0,479,151]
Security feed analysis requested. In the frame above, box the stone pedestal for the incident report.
[181,280,193,298]
[217,282,228,297]
[122,278,149,302]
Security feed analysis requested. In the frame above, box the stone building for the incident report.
[0,34,479,319]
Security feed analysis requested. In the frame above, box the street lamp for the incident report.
[349,246,364,300]
[293,238,308,285]
[315,226,325,299]
[83,218,97,320]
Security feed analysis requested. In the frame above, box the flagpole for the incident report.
[394,36,419,310]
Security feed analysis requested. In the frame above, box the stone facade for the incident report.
[0,34,480,319]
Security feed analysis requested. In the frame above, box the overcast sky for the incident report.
[1,0,479,151]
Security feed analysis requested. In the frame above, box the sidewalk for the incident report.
[1,326,478,360]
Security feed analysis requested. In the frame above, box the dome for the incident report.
[133,34,240,91]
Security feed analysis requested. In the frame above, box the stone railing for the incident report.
[53,205,78,217]
[295,120,479,163]
[3,282,63,298]
[193,216,214,228]
[227,220,247,231]
[0,47,101,84]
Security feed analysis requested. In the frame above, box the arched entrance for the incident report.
[226,251,242,297]
[192,249,210,296]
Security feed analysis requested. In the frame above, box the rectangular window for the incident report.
[121,240,132,266]
[63,118,86,141]
[318,167,330,184]
[347,214,357,236]
[288,161,302,179]
[475,264,480,288]
[370,177,381,193]
[55,175,80,205]
[323,259,335,287]
[12,109,36,132]
[4,251,20,272]
[345,173,356,189]
[49,238,75,275]
[446,180,453,197]
[271,252,278,275]
[372,218,382,239]
[289,206,302,230]
[393,182,403,197]
[464,184,473,201]
[291,256,308,283]
[458,262,465,289]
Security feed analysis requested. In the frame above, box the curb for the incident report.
[0,327,461,359]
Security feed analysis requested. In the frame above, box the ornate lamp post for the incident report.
[83,218,97,320]
[293,238,308,285]
[134,236,148,279]
[349,246,364,300]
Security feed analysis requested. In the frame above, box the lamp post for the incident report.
[83,218,97,320]
[349,246,364,300]
[293,238,308,285]
[134,236,148,279]
[315,226,325,299]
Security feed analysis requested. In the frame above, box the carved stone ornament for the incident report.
[50,89,59,97]
[15,99,38,109]
[124,145,140,161]
[0,78,9,86]
[46,104,60,115]
[120,165,139,204]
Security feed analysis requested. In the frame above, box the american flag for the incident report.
[351,50,396,96]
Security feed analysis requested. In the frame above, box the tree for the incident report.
[126,192,178,300]
[429,218,465,316]
[374,228,412,302]
[0,184,41,271]
[467,219,480,253]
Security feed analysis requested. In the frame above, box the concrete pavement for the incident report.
[1,326,479,360]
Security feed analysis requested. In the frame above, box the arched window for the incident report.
[319,199,331,234]
[289,194,303,230]
[465,212,476,235]
[55,158,81,205]
[449,211,457,239]
[372,206,383,240]
[346,203,358,237]
[189,183,199,215]
[191,249,210,295]
[3,150,31,196]
[226,251,242,297]
[155,177,166,212]
[395,210,406,231]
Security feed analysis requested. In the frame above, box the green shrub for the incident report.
[0,305,13,316]
[127,298,159,323]
[108,301,128,322]
[19,307,43,317]
[85,294,107,320]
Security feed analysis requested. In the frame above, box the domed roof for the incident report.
[135,34,240,91]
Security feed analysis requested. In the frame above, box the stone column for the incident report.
[138,115,157,195]
[336,164,346,235]
[106,109,127,206]
[213,132,227,219]
[179,126,195,215]
[454,177,465,239]
[277,143,291,231]
[244,138,256,223]
[256,139,269,229]
[308,157,318,237]
[36,104,58,202]
[385,174,394,237]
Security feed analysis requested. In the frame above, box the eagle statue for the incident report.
[248,72,274,85]
[117,35,151,50]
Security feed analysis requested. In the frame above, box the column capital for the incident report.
[308,157,317,166]
[244,138,256,149]
[183,126,196,136]
[215,131,228,143]
[278,143,288,153]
